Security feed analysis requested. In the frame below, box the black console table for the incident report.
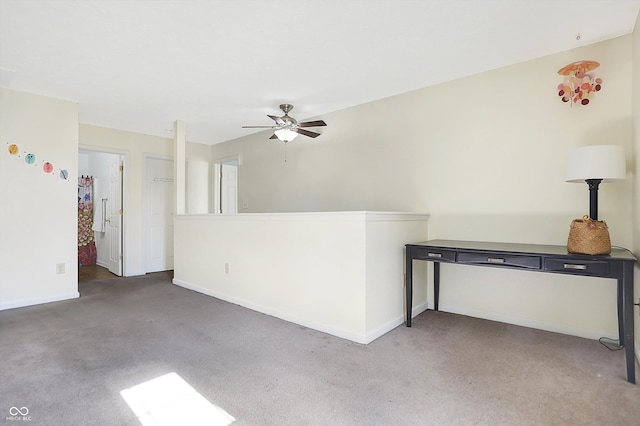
[405,239,637,384]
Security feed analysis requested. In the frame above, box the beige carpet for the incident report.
[1,272,638,425]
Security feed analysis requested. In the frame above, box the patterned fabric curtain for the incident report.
[78,176,97,266]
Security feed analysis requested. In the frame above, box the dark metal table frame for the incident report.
[405,239,637,384]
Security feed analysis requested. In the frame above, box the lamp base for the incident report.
[567,215,611,255]
[585,178,602,221]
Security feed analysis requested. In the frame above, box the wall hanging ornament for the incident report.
[24,152,36,165]
[557,60,602,106]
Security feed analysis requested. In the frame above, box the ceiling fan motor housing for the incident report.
[279,104,294,114]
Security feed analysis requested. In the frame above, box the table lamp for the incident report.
[565,145,626,220]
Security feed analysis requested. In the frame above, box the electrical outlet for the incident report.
[224,263,230,274]
[242,200,249,209]
[56,263,65,274]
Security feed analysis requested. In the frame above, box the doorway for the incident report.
[144,156,175,273]
[214,158,239,214]
[78,148,124,278]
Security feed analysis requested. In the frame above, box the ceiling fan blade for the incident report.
[242,125,277,128]
[268,115,286,126]
[295,128,321,138]
[269,134,278,139]
[297,120,327,128]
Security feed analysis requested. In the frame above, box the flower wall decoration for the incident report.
[557,60,602,106]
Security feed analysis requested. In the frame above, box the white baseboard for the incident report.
[412,300,430,319]
[173,278,374,344]
[0,292,80,311]
[173,278,433,345]
[363,301,431,343]
[436,302,611,341]
[170,280,636,357]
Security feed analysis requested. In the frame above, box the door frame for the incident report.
[143,154,175,273]
[213,154,241,214]
[78,145,129,276]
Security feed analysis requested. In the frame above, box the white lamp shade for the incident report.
[565,145,626,183]
[274,128,298,142]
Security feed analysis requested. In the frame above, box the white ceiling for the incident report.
[1,0,639,145]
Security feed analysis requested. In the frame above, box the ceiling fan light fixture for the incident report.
[274,128,298,142]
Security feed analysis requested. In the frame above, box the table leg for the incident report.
[622,262,636,384]
[617,278,624,346]
[434,262,440,312]
[406,247,413,327]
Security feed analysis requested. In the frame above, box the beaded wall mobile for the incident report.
[556,60,602,106]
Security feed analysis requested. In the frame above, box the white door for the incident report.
[145,158,174,272]
[106,159,123,276]
[220,162,238,214]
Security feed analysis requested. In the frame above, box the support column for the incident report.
[174,120,186,215]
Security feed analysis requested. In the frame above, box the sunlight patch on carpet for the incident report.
[120,372,235,426]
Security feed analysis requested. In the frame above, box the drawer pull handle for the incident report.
[428,253,442,258]
[564,264,587,270]
[487,258,505,263]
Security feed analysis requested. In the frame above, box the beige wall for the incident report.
[186,140,212,213]
[211,36,634,340]
[0,88,79,309]
[632,11,640,361]
[215,37,632,235]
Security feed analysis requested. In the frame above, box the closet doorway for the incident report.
[144,156,174,273]
[78,148,124,278]
[213,157,239,214]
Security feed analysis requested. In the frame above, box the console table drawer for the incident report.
[412,247,456,262]
[545,258,610,276]
[457,252,541,269]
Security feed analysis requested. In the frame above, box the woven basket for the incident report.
[567,215,611,255]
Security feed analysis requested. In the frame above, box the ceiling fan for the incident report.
[242,104,327,142]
